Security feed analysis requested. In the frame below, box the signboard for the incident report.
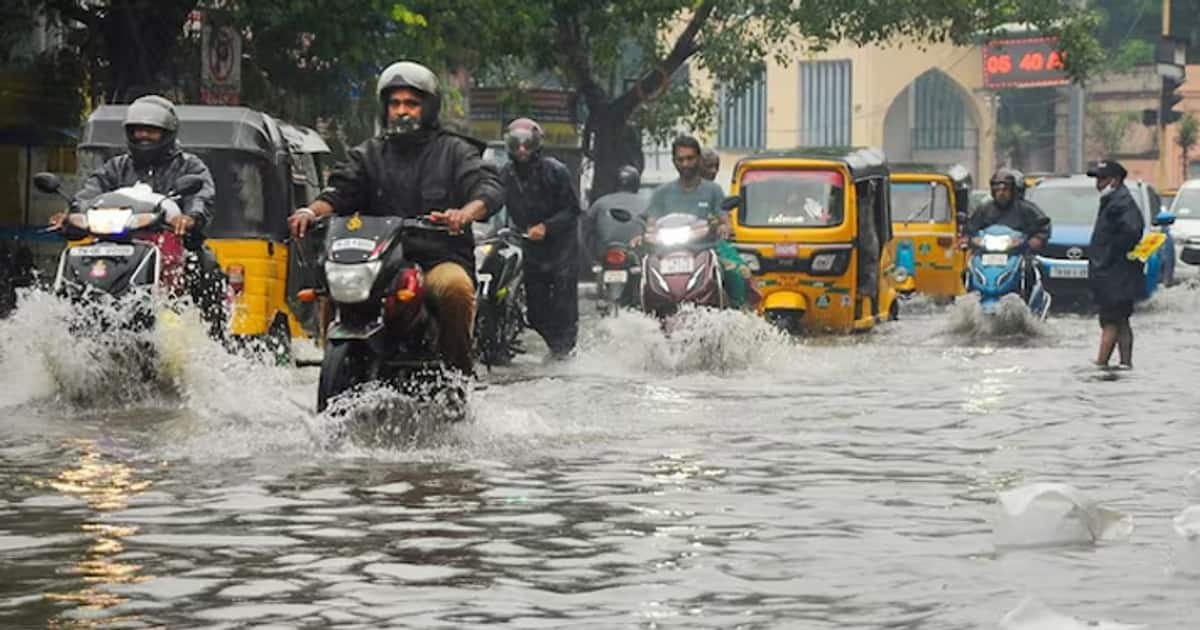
[982,37,1069,89]
[200,19,241,105]
[468,88,579,147]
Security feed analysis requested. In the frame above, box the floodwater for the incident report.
[3,280,1200,629]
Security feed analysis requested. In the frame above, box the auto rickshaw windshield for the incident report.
[892,181,952,223]
[740,169,845,228]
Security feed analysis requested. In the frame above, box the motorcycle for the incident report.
[593,207,641,316]
[473,225,527,367]
[966,224,1052,319]
[306,213,465,414]
[34,172,208,332]
[641,213,726,319]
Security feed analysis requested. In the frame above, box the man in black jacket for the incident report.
[65,95,225,335]
[1086,159,1144,369]
[965,167,1051,247]
[500,118,581,359]
[288,61,504,375]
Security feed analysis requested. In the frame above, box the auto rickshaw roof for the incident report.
[278,121,331,155]
[80,105,278,156]
[889,162,972,188]
[734,146,889,180]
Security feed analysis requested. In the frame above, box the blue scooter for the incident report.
[966,225,1051,319]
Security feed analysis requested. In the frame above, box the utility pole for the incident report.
[1068,0,1088,173]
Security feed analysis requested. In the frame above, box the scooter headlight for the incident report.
[982,234,1015,252]
[86,208,133,235]
[656,226,693,246]
[325,260,381,304]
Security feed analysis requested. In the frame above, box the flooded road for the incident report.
[4,283,1200,628]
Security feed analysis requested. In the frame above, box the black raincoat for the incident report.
[1088,184,1146,305]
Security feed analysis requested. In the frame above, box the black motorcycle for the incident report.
[593,207,641,316]
[314,213,465,414]
[473,225,527,367]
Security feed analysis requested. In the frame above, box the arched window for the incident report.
[913,71,966,150]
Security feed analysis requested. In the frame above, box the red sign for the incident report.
[982,37,1070,89]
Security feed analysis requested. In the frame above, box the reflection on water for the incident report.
[3,285,1200,627]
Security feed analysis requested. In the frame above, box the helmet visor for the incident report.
[505,129,538,160]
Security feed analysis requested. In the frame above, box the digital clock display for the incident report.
[982,37,1070,89]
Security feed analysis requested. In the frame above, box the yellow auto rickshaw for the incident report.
[890,164,972,300]
[726,147,899,334]
[78,106,329,358]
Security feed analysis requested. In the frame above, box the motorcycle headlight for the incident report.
[86,208,133,235]
[325,260,381,304]
[474,243,494,267]
[66,213,89,231]
[982,234,1014,252]
[738,252,761,272]
[657,226,693,246]
[125,212,159,231]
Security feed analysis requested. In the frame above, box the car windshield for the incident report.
[891,181,951,223]
[1170,188,1200,221]
[1027,183,1150,227]
[739,169,844,228]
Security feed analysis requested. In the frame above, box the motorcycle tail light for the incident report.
[605,249,627,267]
[297,288,318,302]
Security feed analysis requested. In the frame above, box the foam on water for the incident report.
[571,306,793,376]
[945,293,1050,340]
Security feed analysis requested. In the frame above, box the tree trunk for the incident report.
[96,1,198,103]
[586,107,645,203]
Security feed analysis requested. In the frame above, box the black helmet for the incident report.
[376,61,441,137]
[989,167,1025,206]
[505,118,543,163]
[616,165,640,193]
[123,95,178,167]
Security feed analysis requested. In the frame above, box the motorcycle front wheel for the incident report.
[317,340,369,413]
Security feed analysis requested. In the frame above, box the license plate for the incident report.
[602,270,628,283]
[1049,266,1088,279]
[660,256,694,275]
[69,244,135,258]
[331,238,377,253]
[774,243,799,257]
[981,253,1009,267]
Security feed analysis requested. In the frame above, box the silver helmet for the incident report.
[123,95,179,166]
[376,61,441,135]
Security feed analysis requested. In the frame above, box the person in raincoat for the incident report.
[1086,159,1144,369]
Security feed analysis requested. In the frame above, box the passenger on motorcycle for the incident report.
[288,60,504,375]
[700,146,720,182]
[500,117,582,359]
[55,95,225,336]
[643,135,756,308]
[964,167,1051,298]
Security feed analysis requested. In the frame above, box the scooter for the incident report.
[474,226,527,367]
[641,213,726,319]
[35,172,208,332]
[304,213,465,414]
[966,224,1051,319]
[593,207,641,316]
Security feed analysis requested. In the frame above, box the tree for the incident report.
[468,0,1104,199]
[1178,113,1199,181]
[1088,108,1137,157]
[37,0,200,104]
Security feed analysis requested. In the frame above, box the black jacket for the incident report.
[1088,184,1146,304]
[501,157,581,272]
[317,129,504,272]
[74,145,215,235]
[966,198,1052,242]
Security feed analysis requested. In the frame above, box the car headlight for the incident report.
[738,252,761,272]
[982,234,1014,252]
[325,260,381,304]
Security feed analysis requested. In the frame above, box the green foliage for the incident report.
[1110,39,1154,73]
[1088,108,1137,156]
[1178,113,1199,180]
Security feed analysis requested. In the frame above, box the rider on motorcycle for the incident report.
[56,95,225,335]
[582,165,646,263]
[964,167,1051,298]
[288,60,504,376]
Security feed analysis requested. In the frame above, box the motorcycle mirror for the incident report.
[33,172,62,194]
[720,195,740,212]
[173,175,206,197]
[609,207,633,223]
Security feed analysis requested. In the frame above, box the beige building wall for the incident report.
[695,40,995,186]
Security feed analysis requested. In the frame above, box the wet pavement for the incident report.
[3,279,1200,628]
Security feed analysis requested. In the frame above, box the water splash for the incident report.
[573,306,793,375]
[946,293,1049,340]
